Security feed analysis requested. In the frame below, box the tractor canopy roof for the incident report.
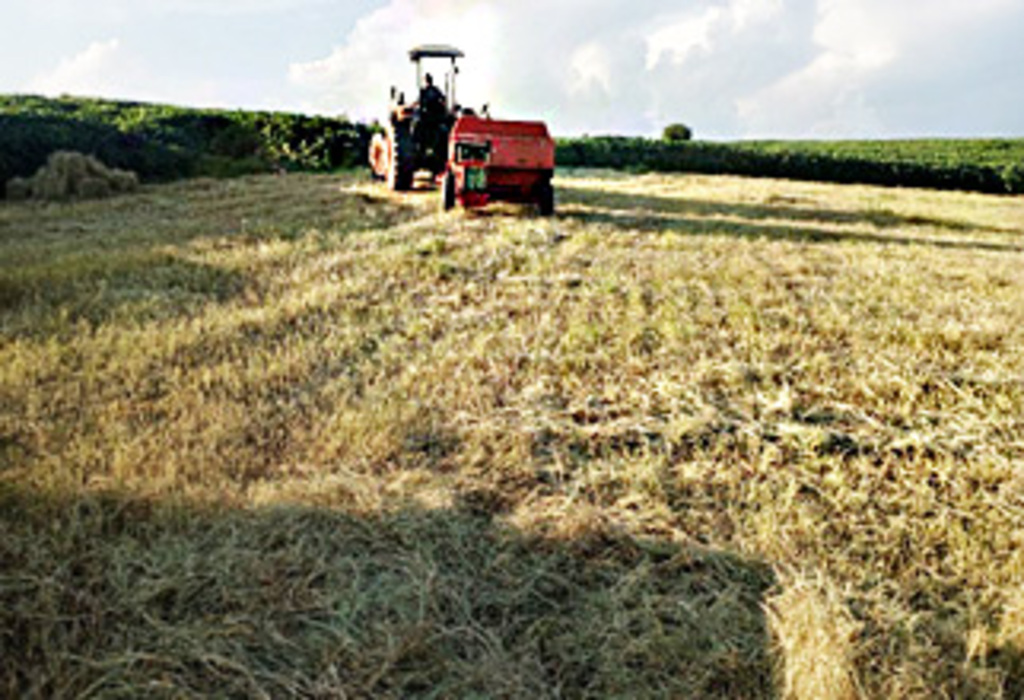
[409,44,464,61]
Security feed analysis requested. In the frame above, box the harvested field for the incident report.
[2,170,1023,698]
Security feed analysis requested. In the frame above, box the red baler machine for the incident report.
[442,115,555,215]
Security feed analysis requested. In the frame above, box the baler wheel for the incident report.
[442,171,456,211]
[537,178,555,216]
[387,122,414,192]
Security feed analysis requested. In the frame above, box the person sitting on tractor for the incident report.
[419,73,446,116]
[412,73,449,164]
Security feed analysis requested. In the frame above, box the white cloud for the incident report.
[23,0,334,20]
[289,0,500,121]
[645,0,784,70]
[737,52,886,137]
[729,0,784,30]
[29,38,224,107]
[29,39,138,97]
[737,0,1024,136]
[145,0,333,13]
[569,42,613,97]
[646,9,721,70]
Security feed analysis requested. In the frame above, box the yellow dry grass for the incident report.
[2,169,1023,697]
[768,571,862,700]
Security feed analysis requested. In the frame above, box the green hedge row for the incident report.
[0,95,372,193]
[6,95,1020,197]
[557,137,1024,195]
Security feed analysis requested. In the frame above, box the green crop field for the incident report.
[2,170,1024,698]
[559,137,1024,195]
[740,138,1024,171]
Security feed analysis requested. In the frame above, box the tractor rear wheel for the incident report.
[387,122,414,192]
[442,171,456,211]
[537,178,555,216]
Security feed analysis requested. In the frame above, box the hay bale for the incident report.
[82,155,112,178]
[108,169,139,194]
[78,177,112,199]
[12,151,140,202]
[49,151,90,180]
[49,152,96,198]
[5,177,32,201]
[32,168,72,201]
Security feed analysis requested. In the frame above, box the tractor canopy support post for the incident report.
[450,57,457,112]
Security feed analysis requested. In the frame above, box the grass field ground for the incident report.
[2,170,1023,698]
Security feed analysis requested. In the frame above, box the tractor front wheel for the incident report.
[368,133,388,181]
[442,171,456,211]
[387,122,414,192]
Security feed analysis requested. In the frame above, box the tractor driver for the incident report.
[419,73,446,117]
[413,73,448,164]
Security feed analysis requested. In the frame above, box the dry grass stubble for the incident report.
[2,169,1023,697]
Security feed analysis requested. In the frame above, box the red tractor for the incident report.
[369,44,555,215]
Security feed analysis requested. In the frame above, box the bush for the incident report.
[1003,164,1024,194]
[663,123,693,142]
[209,123,264,160]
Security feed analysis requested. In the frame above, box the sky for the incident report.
[2,0,1023,139]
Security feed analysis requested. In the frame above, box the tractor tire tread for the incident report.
[387,122,415,192]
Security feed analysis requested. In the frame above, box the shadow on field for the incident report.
[557,186,1024,253]
[0,483,777,699]
[0,254,248,339]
